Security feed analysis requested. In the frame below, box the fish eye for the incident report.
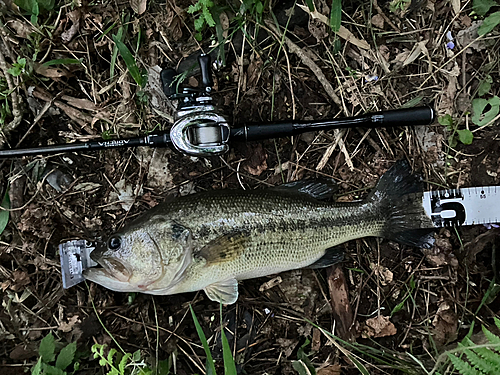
[108,236,121,250]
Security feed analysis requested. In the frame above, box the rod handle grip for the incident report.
[378,107,435,127]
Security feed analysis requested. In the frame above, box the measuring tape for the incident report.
[59,240,97,288]
[59,186,500,289]
[423,186,499,228]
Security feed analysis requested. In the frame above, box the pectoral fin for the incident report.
[204,278,239,304]
[197,232,248,265]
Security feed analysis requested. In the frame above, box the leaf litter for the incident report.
[0,0,500,373]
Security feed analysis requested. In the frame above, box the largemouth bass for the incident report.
[84,160,435,304]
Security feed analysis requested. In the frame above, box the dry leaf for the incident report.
[108,179,142,211]
[11,269,30,292]
[312,328,322,352]
[327,265,355,341]
[370,262,393,286]
[456,21,487,52]
[363,316,397,338]
[403,40,429,66]
[58,315,81,332]
[437,75,457,116]
[144,149,174,190]
[7,19,33,38]
[318,365,342,375]
[34,64,70,78]
[259,276,282,291]
[130,0,147,15]
[451,0,461,15]
[61,10,81,43]
[297,4,371,50]
[433,302,458,346]
[247,55,263,87]
[61,95,98,111]
[219,12,229,38]
[242,143,268,176]
[371,14,385,29]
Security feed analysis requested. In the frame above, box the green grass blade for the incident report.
[0,189,9,236]
[110,27,124,80]
[330,0,342,32]
[346,354,370,375]
[305,0,315,11]
[189,305,217,375]
[112,34,143,87]
[220,303,237,375]
[42,59,82,66]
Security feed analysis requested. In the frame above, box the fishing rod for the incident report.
[0,55,435,159]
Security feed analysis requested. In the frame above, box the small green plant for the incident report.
[473,0,500,35]
[112,35,147,88]
[389,0,411,14]
[91,343,172,375]
[391,275,416,316]
[441,318,500,375]
[31,333,79,375]
[439,114,474,147]
[471,96,500,127]
[7,57,27,77]
[292,339,317,375]
[188,0,216,40]
[0,188,10,237]
[91,344,143,375]
[13,0,54,25]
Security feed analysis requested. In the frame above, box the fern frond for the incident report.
[494,318,500,331]
[474,347,500,371]
[448,352,482,375]
[482,326,500,347]
[464,337,500,372]
[463,347,495,374]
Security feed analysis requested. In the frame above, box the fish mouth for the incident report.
[88,256,131,283]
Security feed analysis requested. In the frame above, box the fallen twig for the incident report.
[265,20,354,170]
[0,37,23,144]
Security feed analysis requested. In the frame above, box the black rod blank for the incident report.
[230,107,434,141]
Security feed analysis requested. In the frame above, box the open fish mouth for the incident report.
[86,257,131,283]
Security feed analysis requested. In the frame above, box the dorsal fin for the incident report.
[270,179,337,200]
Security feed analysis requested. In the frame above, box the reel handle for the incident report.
[198,54,214,91]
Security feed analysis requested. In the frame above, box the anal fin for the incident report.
[308,246,344,269]
[204,278,239,304]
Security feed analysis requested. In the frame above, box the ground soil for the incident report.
[1,0,500,374]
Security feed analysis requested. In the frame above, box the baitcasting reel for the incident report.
[161,54,230,157]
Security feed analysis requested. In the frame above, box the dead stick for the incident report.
[327,264,355,341]
[265,20,354,170]
[0,40,23,139]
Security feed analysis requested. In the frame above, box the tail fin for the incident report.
[369,160,435,248]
